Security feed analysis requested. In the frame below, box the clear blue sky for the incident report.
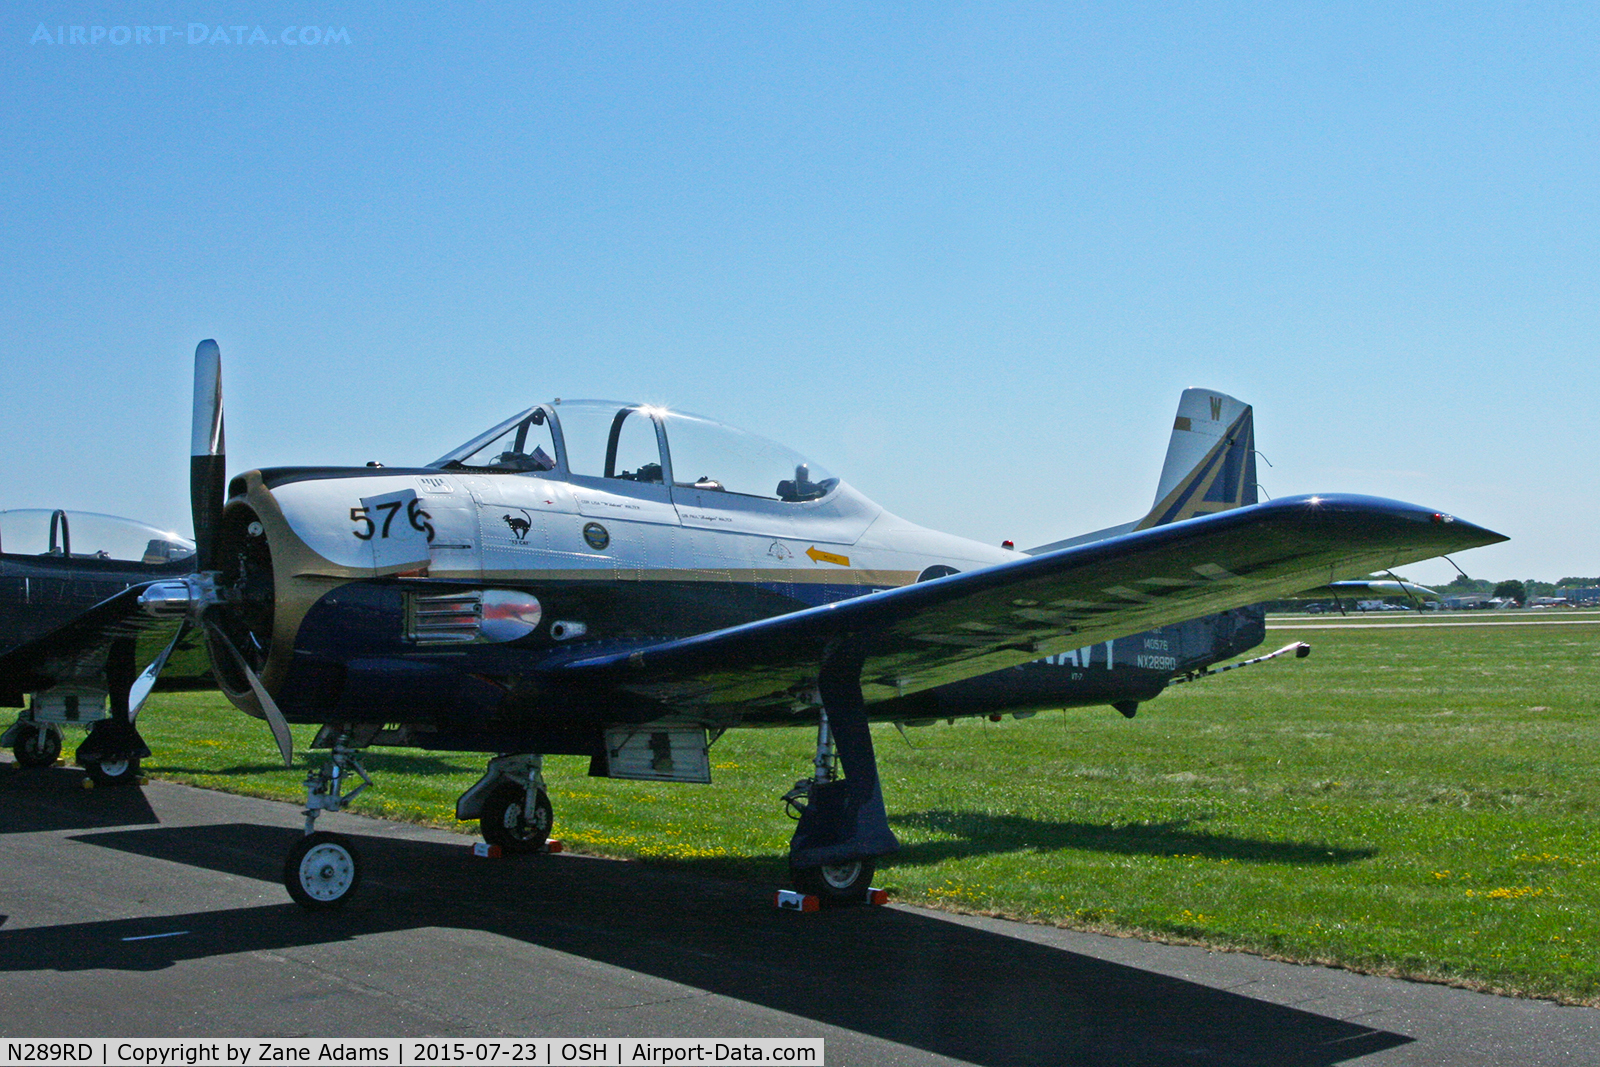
[4,4,1595,586]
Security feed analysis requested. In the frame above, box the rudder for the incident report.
[1134,389,1256,530]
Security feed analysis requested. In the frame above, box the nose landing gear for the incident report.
[284,734,372,909]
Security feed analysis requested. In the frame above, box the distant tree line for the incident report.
[1438,574,1600,603]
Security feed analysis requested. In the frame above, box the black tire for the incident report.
[791,858,876,903]
[480,782,552,854]
[12,724,62,769]
[284,831,362,909]
[83,755,141,787]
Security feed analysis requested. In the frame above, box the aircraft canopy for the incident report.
[431,400,839,504]
[0,509,195,564]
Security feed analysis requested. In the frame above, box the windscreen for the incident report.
[431,409,558,473]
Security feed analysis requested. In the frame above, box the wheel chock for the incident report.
[135,776,149,786]
[776,887,890,912]
[81,779,95,791]
[775,889,821,912]
[473,840,562,858]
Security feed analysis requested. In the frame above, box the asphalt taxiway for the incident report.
[0,761,1594,1065]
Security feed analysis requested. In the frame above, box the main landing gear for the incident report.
[5,640,149,786]
[6,717,62,768]
[458,754,554,855]
[3,709,146,784]
[784,712,877,902]
[781,640,897,904]
[75,638,152,787]
[83,753,142,786]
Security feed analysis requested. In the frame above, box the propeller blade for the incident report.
[191,339,226,571]
[207,622,294,768]
[129,621,190,723]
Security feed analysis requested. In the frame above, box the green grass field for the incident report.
[133,614,1600,1004]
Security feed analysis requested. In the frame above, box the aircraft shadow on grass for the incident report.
[0,817,1411,1067]
[886,810,1379,867]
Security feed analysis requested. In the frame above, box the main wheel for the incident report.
[83,755,141,787]
[12,724,62,768]
[791,858,876,903]
[284,831,361,909]
[480,782,552,854]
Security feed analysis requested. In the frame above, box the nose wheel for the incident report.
[285,735,372,909]
[284,831,362,909]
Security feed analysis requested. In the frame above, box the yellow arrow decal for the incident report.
[806,546,851,566]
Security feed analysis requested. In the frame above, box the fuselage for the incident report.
[205,401,1262,752]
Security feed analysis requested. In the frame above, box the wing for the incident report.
[543,494,1504,710]
[0,584,188,704]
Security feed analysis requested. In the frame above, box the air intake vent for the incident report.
[405,590,482,644]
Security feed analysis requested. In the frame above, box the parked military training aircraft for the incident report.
[0,509,204,782]
[0,342,1505,908]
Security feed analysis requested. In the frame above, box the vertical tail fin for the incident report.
[1024,388,1260,556]
[1133,389,1257,530]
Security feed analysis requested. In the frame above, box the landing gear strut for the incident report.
[284,735,371,909]
[458,754,554,854]
[7,717,62,768]
[783,640,896,903]
[5,638,150,784]
[75,638,151,787]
